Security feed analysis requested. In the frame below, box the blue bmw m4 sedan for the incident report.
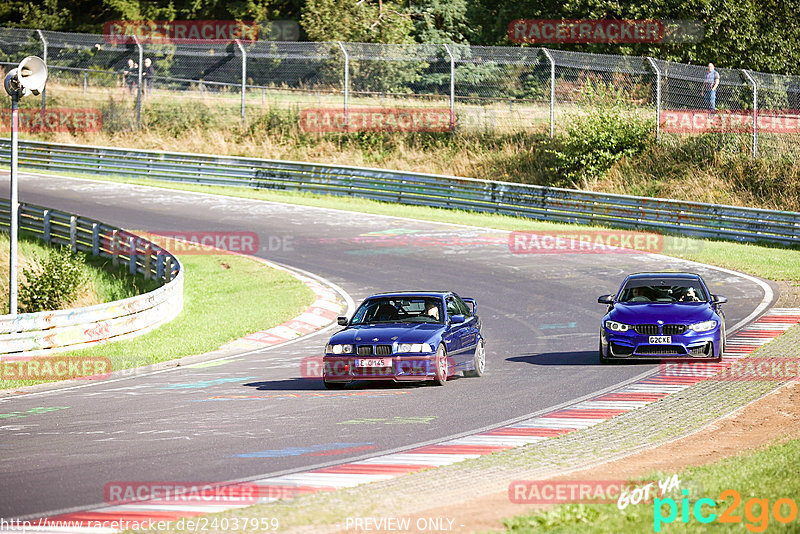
[598,272,727,363]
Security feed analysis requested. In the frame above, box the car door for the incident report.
[456,296,479,356]
[444,296,470,369]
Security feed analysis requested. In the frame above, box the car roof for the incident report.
[369,291,451,299]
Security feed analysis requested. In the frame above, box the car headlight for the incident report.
[605,320,631,332]
[397,343,433,353]
[690,320,717,332]
[327,344,352,354]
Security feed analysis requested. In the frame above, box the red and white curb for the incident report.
[13,309,799,532]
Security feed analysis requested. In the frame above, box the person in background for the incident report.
[122,58,137,96]
[703,63,720,115]
[143,57,155,97]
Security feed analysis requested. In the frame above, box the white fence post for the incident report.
[235,39,246,120]
[69,215,77,252]
[741,70,758,158]
[128,236,137,274]
[134,35,143,129]
[36,30,47,116]
[443,44,455,131]
[542,48,555,139]
[92,223,100,255]
[646,57,662,143]
[337,41,349,129]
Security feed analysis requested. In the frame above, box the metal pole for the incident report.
[337,41,349,129]
[742,70,758,158]
[9,91,19,315]
[235,39,246,120]
[542,48,555,139]
[134,36,143,129]
[443,44,455,131]
[647,57,661,142]
[37,30,47,117]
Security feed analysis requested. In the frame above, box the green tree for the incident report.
[300,0,413,43]
[410,0,474,44]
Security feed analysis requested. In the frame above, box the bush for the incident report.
[19,249,86,313]
[547,102,655,188]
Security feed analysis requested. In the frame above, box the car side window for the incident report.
[455,296,472,317]
[446,297,460,319]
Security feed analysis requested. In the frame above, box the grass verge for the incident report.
[0,253,316,390]
[503,438,800,533]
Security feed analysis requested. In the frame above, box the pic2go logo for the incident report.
[654,489,798,532]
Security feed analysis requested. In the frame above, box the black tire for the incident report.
[323,380,346,390]
[599,339,611,365]
[432,344,449,386]
[464,339,486,378]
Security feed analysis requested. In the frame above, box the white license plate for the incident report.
[649,336,672,344]
[355,358,392,368]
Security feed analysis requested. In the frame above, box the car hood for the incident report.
[608,302,715,325]
[329,323,442,345]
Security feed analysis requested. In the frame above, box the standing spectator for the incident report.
[143,57,155,97]
[122,58,138,96]
[703,63,720,115]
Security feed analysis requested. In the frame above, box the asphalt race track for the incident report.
[0,172,774,519]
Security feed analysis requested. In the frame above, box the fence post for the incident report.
[235,39,246,120]
[443,44,455,131]
[541,48,555,139]
[134,35,143,129]
[36,30,47,116]
[646,57,662,143]
[337,41,349,129]
[43,209,51,243]
[83,71,87,94]
[92,222,100,256]
[69,215,77,253]
[129,236,137,274]
[741,70,758,158]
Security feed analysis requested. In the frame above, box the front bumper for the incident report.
[322,355,437,383]
[601,328,720,359]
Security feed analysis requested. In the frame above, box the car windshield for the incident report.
[350,297,444,325]
[618,279,708,303]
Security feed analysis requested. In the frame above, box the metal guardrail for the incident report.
[1,139,798,246]
[0,197,183,356]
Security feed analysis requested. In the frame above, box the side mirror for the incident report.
[337,316,349,326]
[450,314,465,324]
[711,295,727,304]
[597,295,615,305]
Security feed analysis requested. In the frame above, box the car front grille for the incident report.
[634,324,659,335]
[635,345,687,355]
[356,345,393,356]
[663,324,687,335]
